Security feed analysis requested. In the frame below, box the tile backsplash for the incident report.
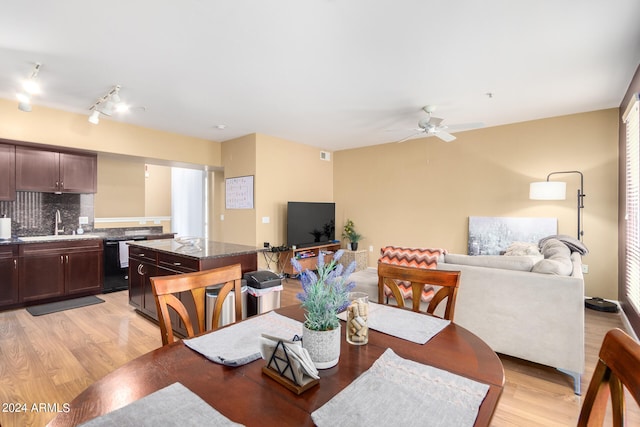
[0,192,94,237]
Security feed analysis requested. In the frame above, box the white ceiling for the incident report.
[1,1,639,151]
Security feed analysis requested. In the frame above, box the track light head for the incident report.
[18,102,32,112]
[17,63,41,111]
[88,110,100,124]
[22,63,42,94]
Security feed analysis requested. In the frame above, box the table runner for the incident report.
[311,348,489,427]
[184,311,302,366]
[79,382,243,427]
[339,302,450,344]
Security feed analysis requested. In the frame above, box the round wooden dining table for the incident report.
[48,304,505,426]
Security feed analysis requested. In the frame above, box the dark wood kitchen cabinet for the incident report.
[15,146,97,193]
[0,143,16,201]
[0,245,19,308]
[19,239,103,303]
[128,246,158,319]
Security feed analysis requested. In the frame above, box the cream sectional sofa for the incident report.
[348,243,585,394]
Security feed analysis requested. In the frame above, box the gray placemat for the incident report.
[184,311,302,366]
[80,382,243,426]
[312,348,490,427]
[339,302,450,344]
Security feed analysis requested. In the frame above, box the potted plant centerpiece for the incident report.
[291,250,356,369]
[342,219,362,250]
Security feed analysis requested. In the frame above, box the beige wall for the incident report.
[95,154,146,218]
[0,98,222,166]
[334,109,619,300]
[145,164,172,216]
[219,135,257,245]
[255,133,333,251]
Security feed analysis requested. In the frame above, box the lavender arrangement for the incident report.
[292,249,356,331]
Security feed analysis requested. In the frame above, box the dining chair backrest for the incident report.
[377,262,461,321]
[150,264,243,346]
[577,328,640,426]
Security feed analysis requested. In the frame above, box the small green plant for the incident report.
[342,219,362,243]
[292,250,356,331]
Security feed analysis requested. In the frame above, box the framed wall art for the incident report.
[468,216,557,255]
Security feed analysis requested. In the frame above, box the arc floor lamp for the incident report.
[529,170,585,241]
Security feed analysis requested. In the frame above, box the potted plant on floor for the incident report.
[291,250,356,369]
[342,219,362,250]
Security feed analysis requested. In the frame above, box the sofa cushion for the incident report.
[379,246,445,302]
[444,253,539,272]
[532,238,573,276]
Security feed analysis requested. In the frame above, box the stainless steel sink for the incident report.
[18,234,101,242]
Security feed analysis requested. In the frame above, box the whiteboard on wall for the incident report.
[225,175,254,209]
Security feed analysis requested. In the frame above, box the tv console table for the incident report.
[281,242,341,275]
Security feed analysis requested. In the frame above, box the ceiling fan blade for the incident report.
[385,127,421,132]
[397,130,425,143]
[435,131,456,142]
[446,122,485,132]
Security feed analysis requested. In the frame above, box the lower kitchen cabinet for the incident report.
[128,254,158,319]
[18,239,103,304]
[0,245,19,308]
[20,252,66,302]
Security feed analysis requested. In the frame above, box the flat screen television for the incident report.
[287,202,336,248]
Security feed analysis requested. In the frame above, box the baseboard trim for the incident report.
[585,296,638,341]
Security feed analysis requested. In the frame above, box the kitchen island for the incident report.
[127,239,261,336]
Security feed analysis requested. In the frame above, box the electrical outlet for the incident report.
[582,264,589,274]
[369,245,373,252]
[78,216,89,225]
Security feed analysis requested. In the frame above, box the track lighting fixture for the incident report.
[17,63,41,112]
[88,85,129,124]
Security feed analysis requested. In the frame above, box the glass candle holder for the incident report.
[346,292,369,345]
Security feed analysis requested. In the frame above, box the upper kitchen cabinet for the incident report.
[16,146,97,193]
[0,143,16,201]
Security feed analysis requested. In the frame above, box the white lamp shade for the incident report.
[529,181,567,200]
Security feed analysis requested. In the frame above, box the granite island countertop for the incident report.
[127,239,263,260]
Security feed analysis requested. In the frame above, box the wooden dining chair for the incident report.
[150,264,243,346]
[377,262,461,321]
[577,328,640,426]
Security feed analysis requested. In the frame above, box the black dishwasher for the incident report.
[103,236,146,293]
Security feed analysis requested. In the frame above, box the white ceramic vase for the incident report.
[302,324,341,369]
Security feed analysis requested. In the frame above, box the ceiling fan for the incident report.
[396,105,484,143]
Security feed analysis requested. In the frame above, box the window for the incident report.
[624,94,640,314]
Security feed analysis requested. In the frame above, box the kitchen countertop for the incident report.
[127,239,263,260]
[1,235,103,245]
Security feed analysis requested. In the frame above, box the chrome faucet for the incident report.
[54,210,64,235]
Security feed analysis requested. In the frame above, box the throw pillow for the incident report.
[504,241,542,257]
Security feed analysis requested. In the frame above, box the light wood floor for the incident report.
[0,282,638,427]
